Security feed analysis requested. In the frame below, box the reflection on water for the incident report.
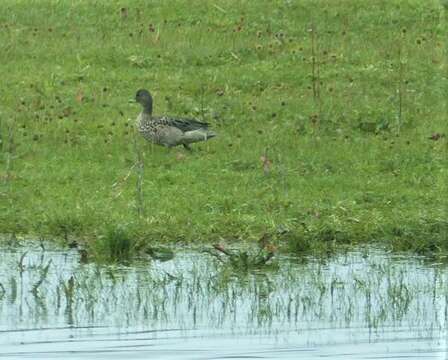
[0,242,447,359]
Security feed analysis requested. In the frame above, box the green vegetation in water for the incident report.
[0,0,447,260]
[205,238,279,273]
[1,245,446,333]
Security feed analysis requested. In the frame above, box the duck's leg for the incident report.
[183,144,192,151]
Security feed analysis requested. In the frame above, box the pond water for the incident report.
[0,242,447,359]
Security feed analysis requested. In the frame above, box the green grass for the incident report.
[0,0,447,258]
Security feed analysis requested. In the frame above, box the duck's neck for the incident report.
[142,100,153,115]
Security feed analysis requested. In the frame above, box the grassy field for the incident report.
[0,0,447,259]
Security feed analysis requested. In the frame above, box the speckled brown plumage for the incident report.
[135,89,216,149]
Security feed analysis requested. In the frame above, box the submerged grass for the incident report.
[0,0,447,259]
[1,245,446,334]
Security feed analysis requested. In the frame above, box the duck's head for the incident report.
[135,89,153,114]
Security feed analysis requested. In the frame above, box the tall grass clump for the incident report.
[95,225,137,262]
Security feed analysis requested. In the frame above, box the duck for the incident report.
[134,89,216,150]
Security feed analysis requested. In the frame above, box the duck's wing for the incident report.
[155,116,210,132]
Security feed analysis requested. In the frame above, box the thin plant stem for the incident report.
[132,131,145,218]
[310,24,318,101]
[397,37,405,135]
[4,123,14,184]
[309,23,321,127]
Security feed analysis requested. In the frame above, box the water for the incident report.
[0,242,447,359]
